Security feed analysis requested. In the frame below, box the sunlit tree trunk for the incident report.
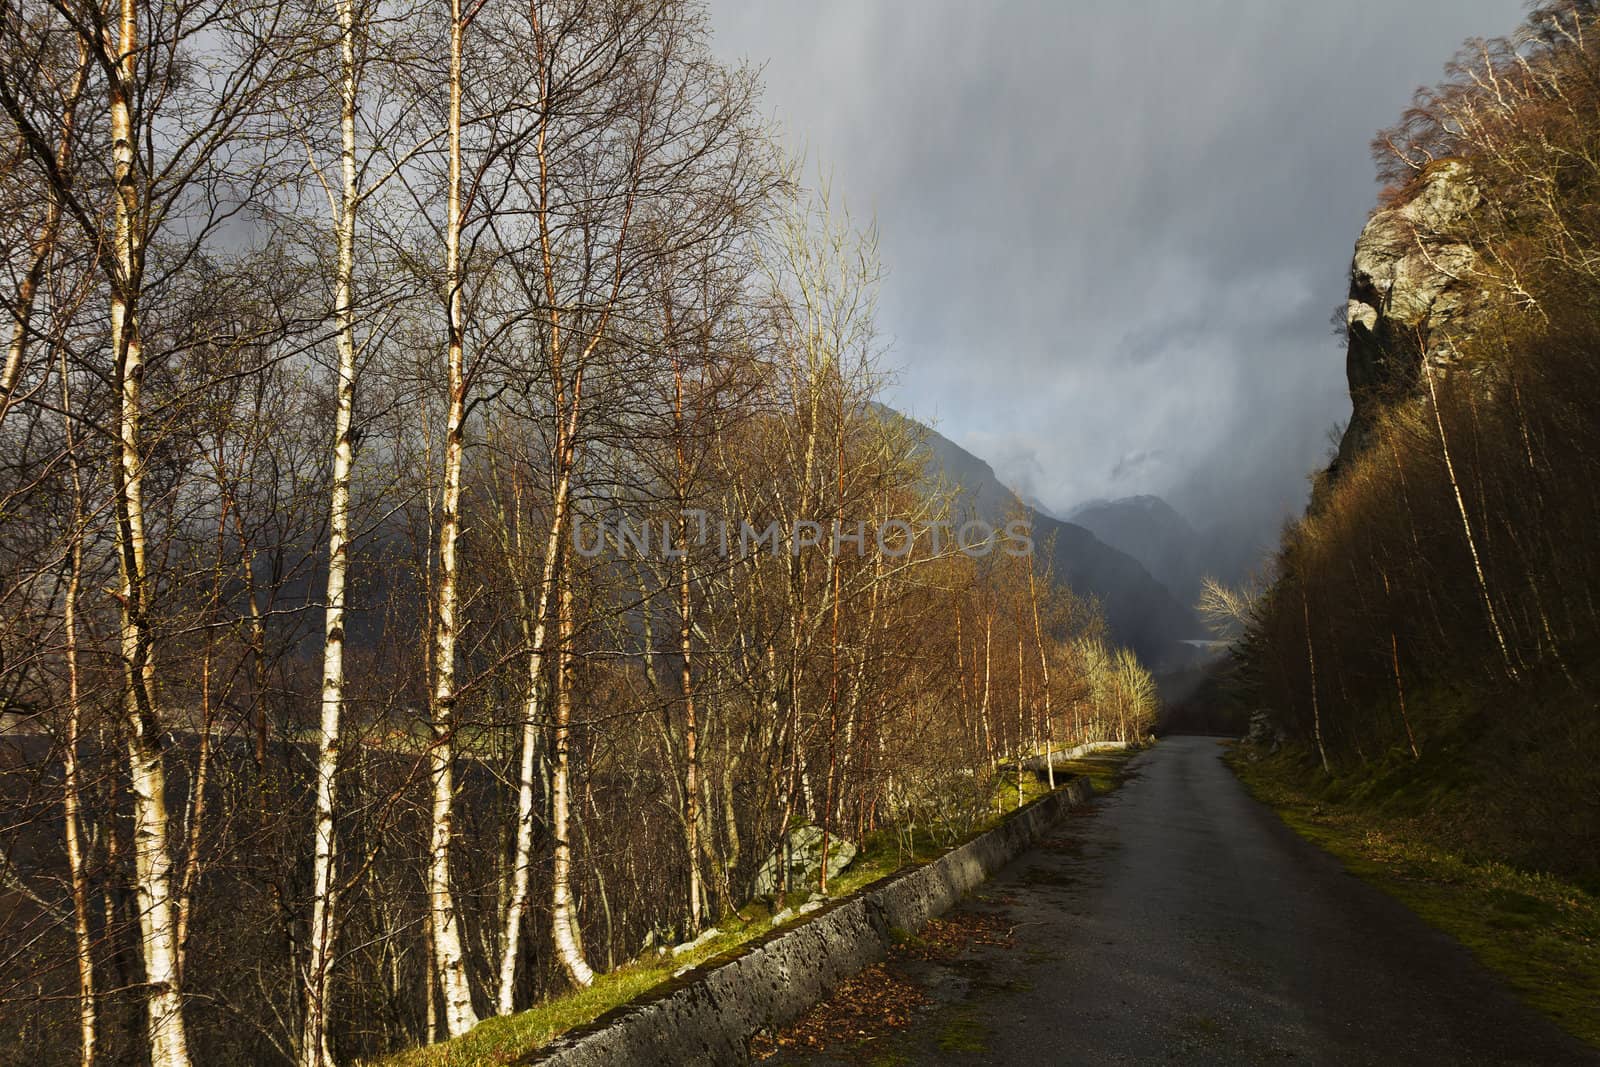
[819,380,844,893]
[60,356,96,1067]
[0,43,86,428]
[525,5,603,983]
[1301,586,1331,775]
[302,0,363,1055]
[426,0,480,1032]
[550,581,595,987]
[672,350,704,927]
[1028,566,1054,789]
[108,0,190,1057]
[0,230,46,424]
[496,467,566,1013]
[954,607,975,757]
[1379,568,1421,760]
[1015,634,1026,809]
[175,520,222,978]
[979,604,994,765]
[678,508,703,923]
[1421,357,1516,679]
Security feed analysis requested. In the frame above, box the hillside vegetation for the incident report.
[1232,2,1600,887]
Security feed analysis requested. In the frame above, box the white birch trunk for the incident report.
[0,43,85,428]
[425,0,480,1034]
[672,352,702,928]
[495,473,568,1014]
[1015,635,1025,809]
[980,607,994,765]
[301,0,361,1058]
[1302,587,1331,775]
[61,360,96,1067]
[551,582,595,987]
[1028,567,1055,789]
[108,0,189,1058]
[1421,358,1517,679]
[679,506,702,927]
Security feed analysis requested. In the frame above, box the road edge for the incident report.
[1223,741,1600,1053]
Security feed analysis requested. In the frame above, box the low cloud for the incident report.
[711,0,1525,533]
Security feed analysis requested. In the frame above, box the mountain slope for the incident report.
[887,409,1201,663]
[1068,496,1202,604]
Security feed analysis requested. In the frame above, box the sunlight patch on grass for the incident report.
[1042,749,1137,795]
[367,919,764,1067]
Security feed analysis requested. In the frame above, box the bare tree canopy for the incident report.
[0,2,1152,1063]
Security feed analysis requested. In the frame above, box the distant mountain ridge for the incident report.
[1068,495,1204,605]
[1067,495,1270,610]
[882,408,1202,665]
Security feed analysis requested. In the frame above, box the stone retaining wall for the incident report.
[523,776,1094,1066]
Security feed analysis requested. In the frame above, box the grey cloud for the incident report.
[710,0,1527,542]
[1112,449,1166,483]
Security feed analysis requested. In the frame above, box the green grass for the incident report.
[372,768,1101,1065]
[1041,750,1138,795]
[1258,678,1600,887]
[368,954,703,1066]
[865,1052,913,1067]
[994,769,1056,812]
[1228,743,1600,1050]
[1030,748,1145,796]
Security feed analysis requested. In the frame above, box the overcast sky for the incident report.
[708,0,1528,537]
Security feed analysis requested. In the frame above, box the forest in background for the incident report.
[0,0,1160,1064]
[1227,1,1600,885]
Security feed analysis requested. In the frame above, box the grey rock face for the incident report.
[1243,709,1286,753]
[749,825,856,899]
[1336,160,1487,472]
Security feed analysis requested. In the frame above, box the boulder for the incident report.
[669,926,720,957]
[1244,709,1287,753]
[750,825,856,899]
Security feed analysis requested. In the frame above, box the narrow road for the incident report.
[865,736,1597,1065]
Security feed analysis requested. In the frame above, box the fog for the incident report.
[709,0,1527,539]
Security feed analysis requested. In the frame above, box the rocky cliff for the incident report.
[1334,159,1490,473]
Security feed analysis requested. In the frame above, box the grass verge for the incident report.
[1041,750,1137,795]
[1227,742,1600,1050]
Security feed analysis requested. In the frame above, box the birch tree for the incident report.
[423,0,480,1031]
[302,0,366,1055]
